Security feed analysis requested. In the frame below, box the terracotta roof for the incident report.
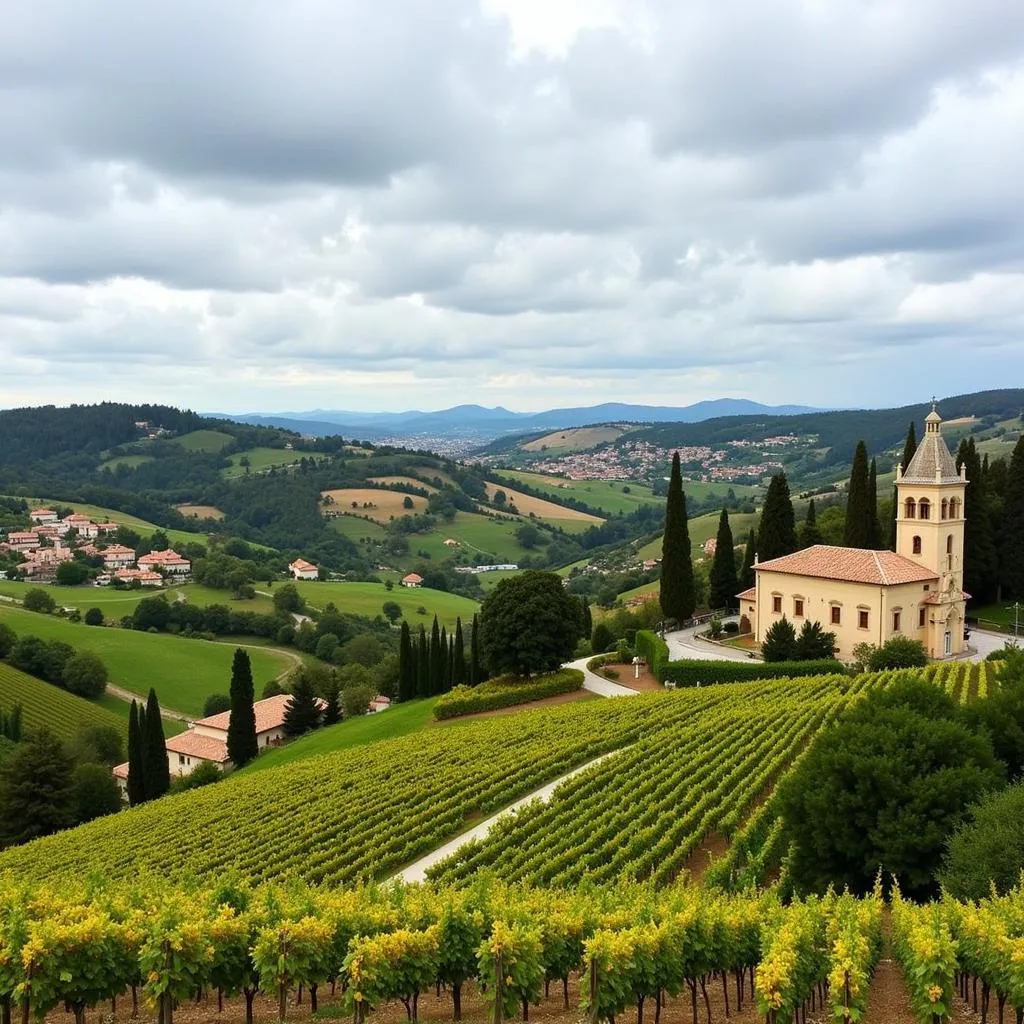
[194,693,306,736]
[402,573,423,583]
[923,589,969,605]
[289,558,318,571]
[112,762,129,780]
[756,545,938,586]
[736,587,757,601]
[901,412,961,484]
[164,731,230,762]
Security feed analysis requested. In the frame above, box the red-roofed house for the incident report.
[401,572,423,588]
[102,544,137,569]
[29,508,58,524]
[289,558,319,580]
[137,549,191,575]
[6,532,39,553]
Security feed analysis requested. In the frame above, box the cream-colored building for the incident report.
[738,405,968,661]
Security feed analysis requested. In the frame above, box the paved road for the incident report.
[566,656,641,697]
[664,618,757,664]
[966,628,1013,662]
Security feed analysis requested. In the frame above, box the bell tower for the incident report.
[895,402,967,657]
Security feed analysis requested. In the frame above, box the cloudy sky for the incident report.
[2,0,1023,415]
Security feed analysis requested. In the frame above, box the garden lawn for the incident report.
[242,698,439,774]
[291,580,478,629]
[0,605,294,717]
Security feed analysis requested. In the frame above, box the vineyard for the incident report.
[0,661,123,741]
[922,659,993,704]
[0,874,1020,1024]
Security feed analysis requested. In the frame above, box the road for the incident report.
[663,617,756,663]
[966,628,1011,662]
[565,656,640,697]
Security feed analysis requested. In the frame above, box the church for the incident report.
[737,405,968,661]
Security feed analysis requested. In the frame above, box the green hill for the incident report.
[175,429,235,453]
[290,580,478,630]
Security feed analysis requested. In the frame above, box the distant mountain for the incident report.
[214,399,822,440]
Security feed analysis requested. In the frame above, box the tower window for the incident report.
[946,536,953,554]
[904,498,916,519]
[950,498,960,519]
[941,499,948,520]
[919,498,931,520]
[912,536,922,555]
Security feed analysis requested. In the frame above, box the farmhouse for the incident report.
[28,508,58,524]
[137,549,191,575]
[401,572,424,588]
[102,544,137,569]
[739,405,967,661]
[114,568,164,586]
[289,558,319,580]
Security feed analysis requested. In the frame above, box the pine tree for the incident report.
[708,509,739,611]
[398,622,416,702]
[957,438,999,604]
[452,618,466,688]
[800,499,823,549]
[126,700,145,807]
[142,689,169,800]
[429,617,443,696]
[761,617,797,662]
[282,673,321,737]
[1002,435,1024,599]
[470,614,482,685]
[659,451,696,623]
[322,676,342,725]
[416,627,430,698]
[893,422,918,550]
[843,442,872,548]
[740,529,757,589]
[0,729,74,847]
[758,473,797,562]
[867,458,882,549]
[226,648,258,769]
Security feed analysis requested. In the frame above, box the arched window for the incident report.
[950,498,960,519]
[946,536,953,554]
[913,535,922,555]
[941,499,948,520]
[904,497,916,519]
[919,498,931,520]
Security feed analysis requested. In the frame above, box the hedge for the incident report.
[660,658,842,688]
[433,668,584,720]
[635,630,670,680]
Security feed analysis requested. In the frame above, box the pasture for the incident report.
[321,488,428,522]
[0,605,294,717]
[636,509,759,561]
[368,475,439,493]
[175,504,225,520]
[521,426,625,452]
[482,481,603,523]
[175,429,235,453]
[290,580,478,629]
[222,447,301,479]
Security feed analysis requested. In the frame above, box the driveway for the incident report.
[565,656,639,697]
[663,618,760,664]
[966,628,1014,662]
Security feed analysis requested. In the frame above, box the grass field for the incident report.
[222,447,301,479]
[0,605,294,717]
[416,511,536,563]
[521,426,625,452]
[176,429,235,453]
[99,454,154,471]
[175,504,225,520]
[969,601,1024,634]
[636,509,759,561]
[321,488,429,522]
[477,569,521,591]
[0,662,125,742]
[291,580,478,628]
[329,515,389,544]
[94,690,186,736]
[368,476,439,493]
[482,481,603,523]
[243,698,439,774]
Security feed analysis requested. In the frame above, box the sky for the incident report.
[2,0,1023,415]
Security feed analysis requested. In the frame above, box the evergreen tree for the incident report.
[761,617,797,662]
[867,458,882,549]
[398,622,416,702]
[126,700,145,807]
[452,618,466,688]
[439,625,448,691]
[843,442,872,548]
[429,617,443,696]
[659,451,696,623]
[470,614,482,686]
[582,597,593,638]
[446,637,455,693]
[893,422,918,550]
[800,499,823,549]
[758,473,797,562]
[416,626,429,697]
[708,509,739,611]
[793,620,837,660]
[322,676,342,725]
[142,689,170,800]
[0,729,74,847]
[957,438,999,604]
[740,529,757,589]
[226,648,258,769]
[282,673,321,737]
[1003,435,1024,599]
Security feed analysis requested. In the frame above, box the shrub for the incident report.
[84,607,104,626]
[761,617,797,662]
[738,614,751,634]
[590,623,613,653]
[70,763,122,824]
[635,630,670,679]
[723,621,739,635]
[660,658,842,688]
[61,652,108,699]
[433,669,583,720]
[22,589,56,614]
[0,623,15,658]
[601,668,621,681]
[202,693,232,718]
[707,617,724,640]
[170,760,222,793]
[615,640,634,663]
[793,620,837,661]
[868,635,927,670]
[261,680,285,699]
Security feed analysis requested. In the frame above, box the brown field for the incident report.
[175,504,225,520]
[342,445,373,457]
[483,482,603,522]
[320,488,427,522]
[368,475,439,493]
[943,416,977,428]
[521,426,624,452]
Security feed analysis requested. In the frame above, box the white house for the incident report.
[28,508,58,524]
[138,549,191,575]
[289,558,319,580]
[401,572,424,588]
[102,544,137,569]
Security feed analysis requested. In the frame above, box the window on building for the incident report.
[830,605,841,625]
[178,754,186,765]
[919,607,926,627]
[893,610,901,632]
[919,498,931,520]
[858,609,869,629]
[794,598,804,617]
[912,535,922,555]
[772,595,782,614]
[904,497,916,519]
[946,536,953,554]
[950,498,960,519]
[941,499,948,520]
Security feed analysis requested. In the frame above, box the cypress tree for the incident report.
[439,625,448,691]
[740,529,757,590]
[800,499,823,549]
[446,637,455,693]
[867,458,882,549]
[282,672,321,737]
[758,473,797,562]
[843,442,872,548]
[893,422,918,550]
[429,617,443,695]
[226,648,258,769]
[470,614,482,685]
[452,618,466,688]
[659,451,696,623]
[398,622,415,702]
[1001,436,1024,599]
[126,700,145,807]
[416,627,430,698]
[957,438,999,604]
[582,597,593,638]
[142,689,169,800]
[708,509,739,611]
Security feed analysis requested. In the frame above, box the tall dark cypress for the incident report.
[957,438,999,604]
[1002,435,1024,599]
[740,529,757,589]
[126,700,145,807]
[893,422,918,550]
[659,451,696,623]
[799,499,823,549]
[398,622,415,702]
[582,597,593,638]
[867,458,882,549]
[843,442,871,548]
[708,509,739,611]
[446,637,455,693]
[429,617,443,696]
[758,473,797,562]
[470,613,482,685]
[142,688,170,800]
[452,618,466,688]
[416,627,430,698]
[439,624,448,691]
[227,648,258,768]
